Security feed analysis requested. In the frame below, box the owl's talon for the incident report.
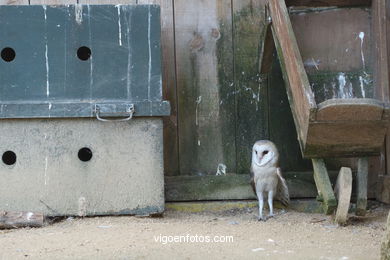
[257,216,267,221]
[268,214,274,218]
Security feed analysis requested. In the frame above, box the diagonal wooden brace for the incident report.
[312,159,337,214]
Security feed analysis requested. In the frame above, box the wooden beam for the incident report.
[165,171,341,201]
[285,0,371,7]
[0,211,44,229]
[165,169,376,201]
[268,0,316,151]
[356,157,368,216]
[311,159,337,214]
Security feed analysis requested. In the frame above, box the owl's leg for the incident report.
[268,190,274,218]
[256,191,265,221]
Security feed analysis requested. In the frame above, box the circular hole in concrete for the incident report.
[1,47,16,62]
[78,147,92,162]
[2,151,16,165]
[77,46,91,61]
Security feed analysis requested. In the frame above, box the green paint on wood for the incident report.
[233,4,269,174]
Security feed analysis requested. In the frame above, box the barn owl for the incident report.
[250,140,289,221]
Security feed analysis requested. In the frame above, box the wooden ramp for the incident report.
[262,0,390,217]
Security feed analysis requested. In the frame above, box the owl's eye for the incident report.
[263,150,269,155]
[255,151,258,155]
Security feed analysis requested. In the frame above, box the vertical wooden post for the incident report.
[312,159,337,214]
[356,157,368,216]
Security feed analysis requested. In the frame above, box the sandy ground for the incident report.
[0,203,388,260]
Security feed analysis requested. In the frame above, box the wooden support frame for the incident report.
[261,0,387,213]
[264,0,390,158]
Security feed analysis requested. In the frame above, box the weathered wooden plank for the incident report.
[356,157,368,215]
[290,8,372,74]
[137,0,178,175]
[306,121,387,158]
[286,0,371,7]
[316,98,384,122]
[79,0,136,4]
[312,159,337,214]
[268,57,312,171]
[334,167,352,225]
[165,169,376,201]
[165,171,327,201]
[175,0,235,175]
[233,0,269,174]
[269,0,316,152]
[385,0,390,201]
[30,0,76,4]
[0,0,28,4]
[0,211,44,229]
[372,0,389,103]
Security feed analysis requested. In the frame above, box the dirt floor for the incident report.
[0,202,389,260]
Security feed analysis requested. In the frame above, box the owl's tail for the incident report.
[276,168,290,206]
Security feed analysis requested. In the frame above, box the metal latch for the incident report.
[94,103,135,122]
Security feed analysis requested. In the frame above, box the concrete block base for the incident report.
[0,118,164,216]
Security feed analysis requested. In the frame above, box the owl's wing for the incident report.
[249,166,256,195]
[275,167,290,206]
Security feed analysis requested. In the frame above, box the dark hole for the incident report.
[78,147,93,162]
[77,46,91,61]
[2,151,16,165]
[263,150,269,155]
[1,47,16,62]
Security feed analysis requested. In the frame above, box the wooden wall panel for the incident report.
[138,0,178,176]
[291,8,372,74]
[232,0,269,174]
[269,57,312,171]
[175,0,236,175]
